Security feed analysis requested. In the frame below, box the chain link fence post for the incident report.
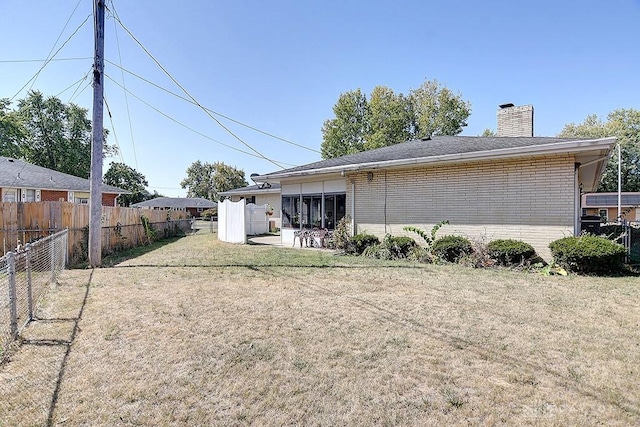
[26,244,33,321]
[7,252,18,340]
[50,235,55,282]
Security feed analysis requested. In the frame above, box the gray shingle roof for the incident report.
[0,156,128,193]
[257,136,589,178]
[219,183,281,196]
[131,197,217,209]
[584,193,640,207]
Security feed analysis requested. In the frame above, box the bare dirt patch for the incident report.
[1,234,639,426]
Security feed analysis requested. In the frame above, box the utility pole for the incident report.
[89,0,105,267]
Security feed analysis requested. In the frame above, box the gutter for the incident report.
[255,137,616,182]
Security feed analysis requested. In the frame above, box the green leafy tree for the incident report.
[480,128,496,137]
[180,161,247,201]
[0,98,25,158]
[558,109,640,192]
[320,79,471,159]
[9,91,116,178]
[103,162,149,206]
[321,89,369,158]
[409,79,471,138]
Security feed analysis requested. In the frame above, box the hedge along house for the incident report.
[1,156,128,206]
[254,105,616,260]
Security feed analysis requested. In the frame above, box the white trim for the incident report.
[256,137,616,181]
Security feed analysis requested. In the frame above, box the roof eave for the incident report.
[255,137,617,182]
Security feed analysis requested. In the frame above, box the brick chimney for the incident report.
[497,104,534,137]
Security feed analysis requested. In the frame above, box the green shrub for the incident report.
[487,239,537,266]
[349,233,380,255]
[201,208,217,220]
[432,235,472,262]
[360,235,417,260]
[549,235,626,275]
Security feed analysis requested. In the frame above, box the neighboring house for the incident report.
[254,105,616,260]
[582,192,640,222]
[0,156,128,206]
[131,197,217,218]
[219,183,282,229]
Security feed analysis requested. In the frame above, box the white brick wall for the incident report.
[346,154,575,260]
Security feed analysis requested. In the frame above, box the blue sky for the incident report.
[1,0,639,197]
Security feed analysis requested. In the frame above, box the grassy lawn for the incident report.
[1,233,639,426]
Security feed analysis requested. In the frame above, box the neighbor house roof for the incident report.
[0,156,128,194]
[131,197,217,209]
[582,192,640,207]
[255,136,616,191]
[219,183,281,196]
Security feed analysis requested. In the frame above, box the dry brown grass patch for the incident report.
[1,233,639,426]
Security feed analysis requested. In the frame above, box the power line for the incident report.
[0,57,91,63]
[108,9,285,170]
[104,74,295,168]
[109,0,138,169]
[9,13,92,102]
[28,0,84,92]
[104,59,320,154]
[103,96,126,163]
[54,68,91,99]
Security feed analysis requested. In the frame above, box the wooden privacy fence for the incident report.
[0,202,191,263]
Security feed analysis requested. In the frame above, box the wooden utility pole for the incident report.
[89,0,105,267]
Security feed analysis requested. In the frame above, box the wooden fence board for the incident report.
[0,202,190,261]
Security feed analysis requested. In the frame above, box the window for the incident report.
[599,209,608,221]
[581,208,587,216]
[197,207,204,212]
[24,189,36,202]
[76,198,89,205]
[246,196,256,204]
[282,193,346,229]
[3,189,17,202]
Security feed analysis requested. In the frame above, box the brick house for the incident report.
[0,156,127,206]
[581,192,640,222]
[254,105,616,260]
[131,197,217,218]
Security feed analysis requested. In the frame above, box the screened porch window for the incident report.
[282,193,345,229]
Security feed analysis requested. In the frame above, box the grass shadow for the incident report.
[79,236,187,268]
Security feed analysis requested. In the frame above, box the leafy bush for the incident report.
[361,235,417,260]
[201,208,217,220]
[333,215,352,251]
[487,239,537,266]
[599,224,640,264]
[432,235,472,262]
[549,235,627,275]
[403,220,449,248]
[349,233,380,255]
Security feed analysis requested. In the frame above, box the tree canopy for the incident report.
[103,162,149,207]
[180,161,248,201]
[0,91,116,178]
[321,79,471,159]
[558,109,640,192]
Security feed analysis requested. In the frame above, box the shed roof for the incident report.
[0,156,128,194]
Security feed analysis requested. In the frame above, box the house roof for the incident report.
[0,156,128,194]
[582,192,640,208]
[254,136,616,192]
[131,197,217,209]
[219,183,281,196]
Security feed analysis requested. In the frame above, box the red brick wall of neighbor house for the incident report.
[102,193,118,207]
[41,190,68,202]
[187,207,200,217]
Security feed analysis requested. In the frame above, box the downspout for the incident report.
[351,179,355,235]
[574,164,580,235]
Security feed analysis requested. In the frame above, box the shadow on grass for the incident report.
[70,236,187,269]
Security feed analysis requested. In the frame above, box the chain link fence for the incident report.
[0,229,67,358]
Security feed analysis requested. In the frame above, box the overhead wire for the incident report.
[103,96,126,163]
[0,57,92,63]
[108,8,286,170]
[54,67,92,99]
[104,74,295,168]
[108,0,139,169]
[104,59,320,154]
[28,0,84,92]
[10,13,92,102]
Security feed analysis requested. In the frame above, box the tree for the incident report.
[320,89,369,159]
[103,162,149,207]
[558,109,640,192]
[4,91,117,178]
[0,98,24,158]
[320,79,471,159]
[180,161,248,201]
[480,128,496,137]
[409,79,471,138]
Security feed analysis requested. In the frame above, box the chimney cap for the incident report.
[499,103,515,109]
